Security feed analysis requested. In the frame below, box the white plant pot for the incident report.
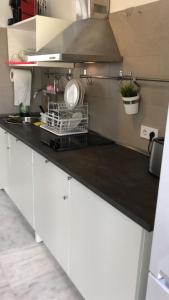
[122,95,140,115]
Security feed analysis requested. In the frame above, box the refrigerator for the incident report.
[146,107,169,300]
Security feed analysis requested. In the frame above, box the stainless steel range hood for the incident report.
[28,0,122,63]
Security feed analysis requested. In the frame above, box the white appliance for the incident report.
[146,106,169,300]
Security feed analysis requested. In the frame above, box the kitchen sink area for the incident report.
[5,116,41,125]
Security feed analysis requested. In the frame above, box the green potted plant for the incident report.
[120,82,140,114]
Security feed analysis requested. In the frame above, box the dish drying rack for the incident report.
[41,102,88,136]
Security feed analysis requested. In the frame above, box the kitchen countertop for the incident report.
[0,118,159,231]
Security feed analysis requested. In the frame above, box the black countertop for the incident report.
[0,118,159,231]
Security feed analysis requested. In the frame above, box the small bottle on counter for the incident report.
[19,103,29,117]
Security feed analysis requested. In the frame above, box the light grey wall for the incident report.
[0,28,17,114]
[86,0,169,152]
[110,0,159,13]
[1,0,168,153]
[0,1,12,27]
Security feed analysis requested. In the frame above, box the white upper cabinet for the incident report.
[7,15,74,68]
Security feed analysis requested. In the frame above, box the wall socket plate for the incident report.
[140,125,159,140]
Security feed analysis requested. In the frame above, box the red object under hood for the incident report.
[20,0,36,20]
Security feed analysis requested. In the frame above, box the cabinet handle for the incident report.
[67,176,72,181]
[63,195,68,200]
[6,146,10,150]
[45,159,49,164]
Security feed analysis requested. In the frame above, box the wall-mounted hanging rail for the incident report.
[80,71,169,85]
[44,69,72,81]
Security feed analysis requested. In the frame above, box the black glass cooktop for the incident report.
[41,131,114,151]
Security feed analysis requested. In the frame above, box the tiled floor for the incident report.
[0,190,84,300]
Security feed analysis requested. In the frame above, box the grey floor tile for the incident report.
[0,191,35,253]
[0,190,84,300]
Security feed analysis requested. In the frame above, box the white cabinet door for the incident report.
[33,152,70,272]
[69,179,144,300]
[146,274,169,300]
[0,128,9,190]
[8,134,34,227]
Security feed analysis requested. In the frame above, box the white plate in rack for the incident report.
[64,79,80,109]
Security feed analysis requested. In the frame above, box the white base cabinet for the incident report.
[69,179,152,300]
[33,152,151,300]
[0,128,9,191]
[33,152,70,273]
[0,130,152,300]
[8,134,34,227]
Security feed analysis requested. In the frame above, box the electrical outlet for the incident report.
[140,125,159,140]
